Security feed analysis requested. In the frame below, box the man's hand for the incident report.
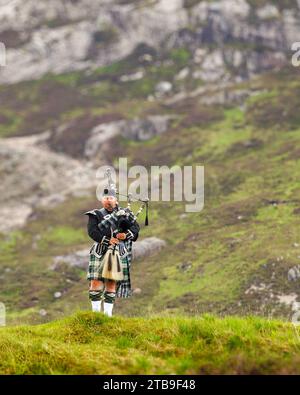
[109,237,119,245]
[116,233,126,240]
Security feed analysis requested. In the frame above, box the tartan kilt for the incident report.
[87,241,133,298]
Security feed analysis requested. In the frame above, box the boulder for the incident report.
[84,115,176,158]
[51,237,167,270]
[132,237,167,260]
[155,81,173,97]
[288,265,300,281]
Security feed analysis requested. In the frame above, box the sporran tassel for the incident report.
[108,253,112,271]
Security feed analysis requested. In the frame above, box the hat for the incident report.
[102,186,117,198]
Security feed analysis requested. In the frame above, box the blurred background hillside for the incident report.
[1,0,300,325]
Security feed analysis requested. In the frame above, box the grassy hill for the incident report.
[1,56,300,324]
[0,311,300,374]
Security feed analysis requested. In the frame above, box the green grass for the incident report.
[0,231,22,257]
[247,0,298,10]
[0,311,300,374]
[37,226,87,249]
[0,198,94,321]
[183,0,204,8]
[42,71,83,87]
[0,109,23,137]
[170,48,192,65]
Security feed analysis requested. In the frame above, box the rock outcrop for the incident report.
[84,115,176,159]
[0,132,99,232]
[288,265,300,281]
[0,0,299,84]
[51,237,167,270]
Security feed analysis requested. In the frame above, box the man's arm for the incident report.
[86,213,111,243]
[124,221,140,242]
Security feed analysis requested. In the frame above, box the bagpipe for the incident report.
[98,168,149,235]
[98,169,149,281]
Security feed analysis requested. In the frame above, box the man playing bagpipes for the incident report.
[85,172,148,317]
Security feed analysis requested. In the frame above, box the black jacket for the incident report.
[85,207,140,244]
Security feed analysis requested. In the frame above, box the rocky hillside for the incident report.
[0,0,299,85]
[0,0,300,325]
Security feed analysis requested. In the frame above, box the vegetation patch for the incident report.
[0,312,300,374]
[247,0,298,11]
